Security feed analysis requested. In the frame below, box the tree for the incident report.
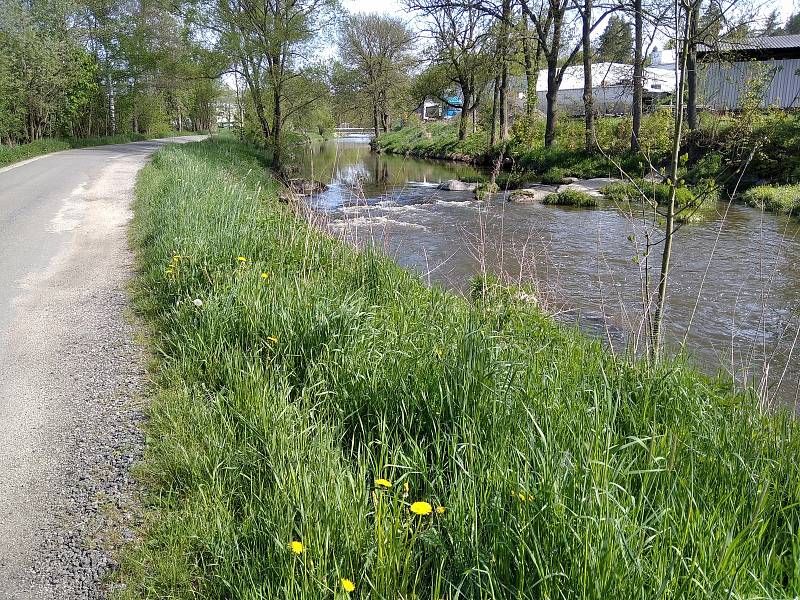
[520,12,544,118]
[578,0,594,153]
[596,15,633,63]
[760,9,781,36]
[409,0,493,140]
[338,13,416,137]
[782,11,800,35]
[197,0,337,167]
[516,0,616,147]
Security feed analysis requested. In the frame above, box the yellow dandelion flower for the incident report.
[410,501,433,516]
[341,578,355,593]
[165,268,174,275]
[436,506,446,514]
[375,478,392,489]
[261,272,269,280]
[237,256,247,262]
[518,493,527,501]
[267,336,278,344]
[288,541,304,554]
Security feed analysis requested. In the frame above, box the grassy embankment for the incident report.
[120,136,800,599]
[743,184,800,216]
[375,112,800,218]
[0,130,203,169]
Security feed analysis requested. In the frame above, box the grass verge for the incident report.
[0,130,203,168]
[120,136,800,599]
[742,184,800,217]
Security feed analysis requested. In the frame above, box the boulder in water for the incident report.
[508,187,555,203]
[437,179,478,192]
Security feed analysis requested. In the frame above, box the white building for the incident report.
[534,61,677,116]
[698,36,800,110]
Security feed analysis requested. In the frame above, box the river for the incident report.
[298,136,800,408]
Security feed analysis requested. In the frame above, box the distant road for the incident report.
[0,136,204,599]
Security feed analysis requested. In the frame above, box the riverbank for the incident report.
[0,130,205,169]
[374,114,800,217]
[120,136,800,599]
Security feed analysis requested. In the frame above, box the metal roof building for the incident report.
[698,35,800,110]
[532,62,677,116]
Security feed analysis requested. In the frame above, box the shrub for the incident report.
[542,188,598,207]
[540,167,567,185]
[742,184,800,215]
[600,181,639,202]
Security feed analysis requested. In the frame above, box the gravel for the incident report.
[0,137,203,599]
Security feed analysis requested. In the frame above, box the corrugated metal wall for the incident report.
[700,58,800,109]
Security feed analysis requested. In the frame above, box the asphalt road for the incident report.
[0,136,204,599]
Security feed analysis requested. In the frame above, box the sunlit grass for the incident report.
[118,137,800,599]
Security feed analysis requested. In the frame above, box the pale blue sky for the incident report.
[342,0,799,23]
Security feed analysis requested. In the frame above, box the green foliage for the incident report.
[600,179,697,206]
[539,167,566,185]
[541,188,598,207]
[121,137,800,599]
[0,0,220,145]
[596,16,633,63]
[374,121,490,162]
[742,184,800,216]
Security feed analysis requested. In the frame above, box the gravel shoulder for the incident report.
[0,136,203,599]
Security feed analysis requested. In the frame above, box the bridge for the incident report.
[333,127,374,138]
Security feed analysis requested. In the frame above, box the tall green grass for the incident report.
[742,184,800,217]
[120,137,800,599]
[0,130,203,168]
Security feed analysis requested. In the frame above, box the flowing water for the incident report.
[299,136,800,407]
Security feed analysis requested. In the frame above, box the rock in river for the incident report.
[508,186,556,203]
[437,179,478,192]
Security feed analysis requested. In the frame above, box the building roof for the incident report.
[535,62,677,93]
[698,35,800,60]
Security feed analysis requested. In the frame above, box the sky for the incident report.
[342,0,800,23]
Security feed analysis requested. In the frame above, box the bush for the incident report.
[742,184,800,215]
[542,188,598,207]
[600,181,639,202]
[540,167,567,185]
[600,179,697,207]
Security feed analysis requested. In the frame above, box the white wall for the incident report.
[536,86,634,116]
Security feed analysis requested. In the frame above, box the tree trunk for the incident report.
[499,61,510,141]
[544,60,558,147]
[651,16,691,361]
[521,16,540,119]
[458,89,471,140]
[544,7,563,148]
[373,103,379,138]
[582,0,594,153]
[687,1,700,130]
[631,0,644,152]
[490,76,500,147]
[272,84,282,168]
[498,0,511,141]
[241,61,271,142]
